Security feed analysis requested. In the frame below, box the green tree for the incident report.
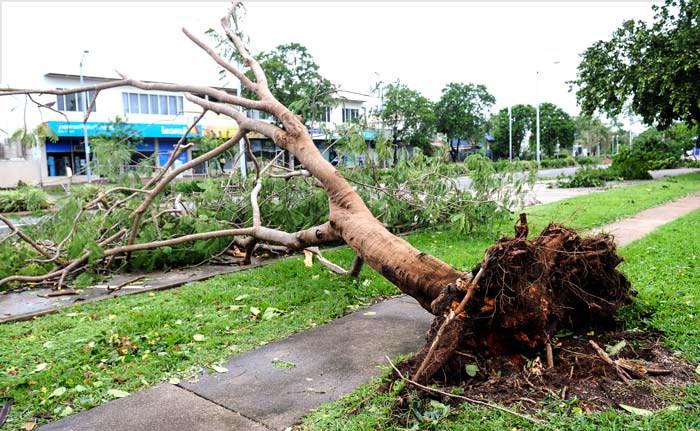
[90,116,143,183]
[435,83,495,162]
[573,114,612,156]
[373,80,436,164]
[490,104,536,159]
[245,43,336,125]
[573,0,700,134]
[529,103,574,157]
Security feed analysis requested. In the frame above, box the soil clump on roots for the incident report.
[392,214,696,415]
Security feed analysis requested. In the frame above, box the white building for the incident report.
[0,69,384,188]
[0,71,242,188]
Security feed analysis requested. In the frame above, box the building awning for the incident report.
[47,121,201,139]
[201,124,240,139]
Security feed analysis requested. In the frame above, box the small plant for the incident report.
[558,167,621,188]
[0,187,51,212]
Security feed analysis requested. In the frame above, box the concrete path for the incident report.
[0,258,273,323]
[588,194,700,247]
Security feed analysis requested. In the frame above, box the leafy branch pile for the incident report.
[0,147,535,291]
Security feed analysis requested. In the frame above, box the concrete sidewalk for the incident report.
[35,193,700,430]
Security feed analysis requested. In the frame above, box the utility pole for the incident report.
[79,50,92,183]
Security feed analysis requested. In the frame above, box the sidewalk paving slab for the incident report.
[178,296,433,430]
[37,383,268,431]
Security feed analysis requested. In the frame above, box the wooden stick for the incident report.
[546,343,554,369]
[413,260,487,383]
[588,340,632,385]
[107,275,146,293]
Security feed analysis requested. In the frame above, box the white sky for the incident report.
[2,1,660,126]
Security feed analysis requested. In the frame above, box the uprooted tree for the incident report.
[0,2,634,387]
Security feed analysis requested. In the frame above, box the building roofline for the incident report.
[44,73,237,94]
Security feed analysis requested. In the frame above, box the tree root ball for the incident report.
[417,216,635,383]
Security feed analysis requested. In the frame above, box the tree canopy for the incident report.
[434,83,495,161]
[572,0,700,131]
[530,102,574,157]
[573,115,612,155]
[245,42,337,125]
[373,80,436,158]
[490,104,536,159]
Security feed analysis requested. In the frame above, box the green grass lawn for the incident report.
[0,174,699,429]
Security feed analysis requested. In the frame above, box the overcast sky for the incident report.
[2,1,660,126]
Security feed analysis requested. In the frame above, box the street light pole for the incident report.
[535,61,559,165]
[536,70,540,164]
[508,105,513,162]
[79,50,92,183]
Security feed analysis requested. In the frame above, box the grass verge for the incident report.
[0,174,698,429]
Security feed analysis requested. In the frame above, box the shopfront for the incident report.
[47,121,200,177]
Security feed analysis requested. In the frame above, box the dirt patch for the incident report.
[395,329,696,414]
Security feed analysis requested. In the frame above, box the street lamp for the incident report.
[535,61,560,164]
[79,50,92,183]
[508,106,513,162]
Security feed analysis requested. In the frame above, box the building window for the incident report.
[318,107,331,123]
[122,92,183,115]
[245,109,270,120]
[56,89,96,112]
[342,108,359,123]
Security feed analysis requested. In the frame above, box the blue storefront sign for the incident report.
[47,121,201,138]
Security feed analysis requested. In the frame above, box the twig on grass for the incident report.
[386,356,546,426]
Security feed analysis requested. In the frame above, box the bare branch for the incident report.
[26,94,69,123]
[220,2,271,97]
[305,247,363,277]
[181,27,257,92]
[83,89,100,123]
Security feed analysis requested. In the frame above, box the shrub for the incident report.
[540,157,576,169]
[558,167,621,188]
[0,187,51,213]
[612,146,653,180]
[576,156,601,166]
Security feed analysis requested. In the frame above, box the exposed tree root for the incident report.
[408,213,635,385]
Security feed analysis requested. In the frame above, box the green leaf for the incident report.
[619,404,653,416]
[107,389,130,398]
[249,306,261,318]
[59,406,74,417]
[193,334,205,342]
[464,363,479,377]
[235,294,249,301]
[168,377,181,385]
[49,387,66,398]
[32,363,48,373]
[272,358,296,369]
[695,364,700,376]
[605,340,627,357]
[262,307,285,321]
